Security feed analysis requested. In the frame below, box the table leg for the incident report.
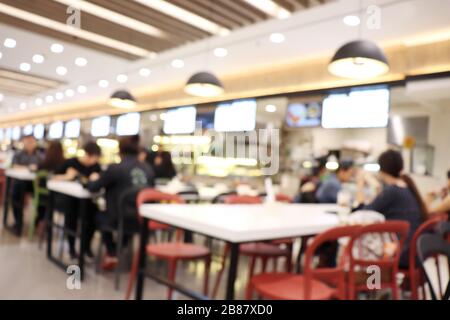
[135,217,149,300]
[78,199,88,281]
[2,177,11,228]
[225,242,239,300]
[46,191,55,260]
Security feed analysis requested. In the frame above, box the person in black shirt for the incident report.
[35,141,66,226]
[53,141,102,260]
[11,135,42,235]
[356,149,426,268]
[88,135,155,270]
[146,148,176,180]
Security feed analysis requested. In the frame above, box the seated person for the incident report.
[355,149,426,268]
[53,141,102,261]
[87,135,155,269]
[316,160,354,204]
[11,135,42,236]
[294,156,328,203]
[146,147,176,180]
[35,141,66,225]
[425,169,450,218]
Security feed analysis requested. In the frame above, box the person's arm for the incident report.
[316,181,338,204]
[429,194,450,214]
[86,166,115,192]
[361,188,393,215]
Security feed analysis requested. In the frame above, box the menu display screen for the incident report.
[64,119,81,138]
[48,121,64,139]
[23,125,33,135]
[163,107,197,134]
[116,113,141,136]
[321,87,390,129]
[33,124,45,140]
[12,127,21,140]
[91,116,111,137]
[285,102,322,128]
[214,99,257,132]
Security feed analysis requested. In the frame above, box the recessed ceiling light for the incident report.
[77,85,87,93]
[19,102,27,110]
[150,114,158,121]
[343,15,361,27]
[0,93,4,102]
[45,95,54,103]
[19,62,31,72]
[51,43,64,53]
[116,74,128,83]
[243,0,291,19]
[32,54,45,64]
[160,113,166,120]
[0,3,153,57]
[171,59,184,68]
[265,104,277,113]
[133,0,230,35]
[55,92,64,100]
[65,88,75,97]
[270,33,285,44]
[4,38,16,48]
[75,57,88,67]
[139,68,151,77]
[214,47,228,58]
[98,80,109,88]
[56,66,68,75]
[35,98,43,106]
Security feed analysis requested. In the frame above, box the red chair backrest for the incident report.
[136,188,185,222]
[303,225,361,300]
[409,213,448,272]
[275,194,293,203]
[347,221,410,295]
[223,195,262,204]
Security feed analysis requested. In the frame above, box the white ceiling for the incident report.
[0,0,450,116]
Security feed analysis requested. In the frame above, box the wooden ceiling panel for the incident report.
[0,0,335,61]
[0,68,64,96]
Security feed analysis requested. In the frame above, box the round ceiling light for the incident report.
[185,71,224,98]
[328,40,389,79]
[109,90,137,109]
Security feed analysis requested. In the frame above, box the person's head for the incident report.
[119,135,140,157]
[22,135,37,153]
[377,149,404,183]
[447,170,450,189]
[81,141,101,166]
[312,156,328,177]
[42,141,65,171]
[378,149,428,220]
[336,160,354,183]
[138,147,148,162]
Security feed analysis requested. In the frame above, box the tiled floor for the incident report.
[0,227,255,300]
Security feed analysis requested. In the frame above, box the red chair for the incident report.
[211,195,293,299]
[400,213,448,300]
[125,189,211,300]
[347,221,410,300]
[249,225,361,300]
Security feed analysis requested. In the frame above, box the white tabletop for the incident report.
[139,203,341,243]
[47,180,92,199]
[5,168,36,181]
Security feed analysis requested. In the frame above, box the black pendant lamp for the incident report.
[185,71,224,97]
[328,39,389,79]
[109,89,137,109]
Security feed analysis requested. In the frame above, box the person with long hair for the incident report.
[355,149,427,268]
[35,141,66,224]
